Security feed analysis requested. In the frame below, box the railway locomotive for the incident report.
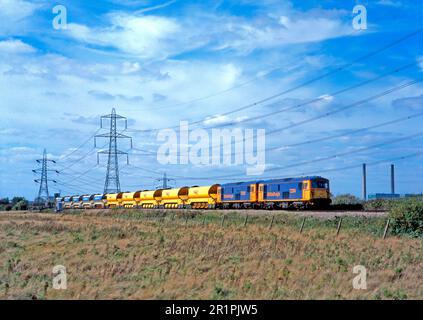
[58,176,331,210]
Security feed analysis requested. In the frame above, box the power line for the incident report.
[221,109,423,157]
[259,131,423,175]
[167,150,423,182]
[128,110,423,165]
[137,27,423,133]
[56,129,128,173]
[131,77,423,157]
[59,167,105,185]
[251,151,423,182]
[59,164,106,186]
[130,60,416,136]
[158,130,423,180]
[205,78,423,153]
[56,146,99,172]
[59,128,101,161]
[151,31,363,112]
[56,151,423,194]
[55,180,96,195]
[200,62,416,130]
[270,111,423,150]
[263,79,422,138]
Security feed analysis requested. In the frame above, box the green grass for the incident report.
[2,211,422,299]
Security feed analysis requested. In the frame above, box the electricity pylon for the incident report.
[95,108,132,194]
[156,172,175,189]
[33,149,58,206]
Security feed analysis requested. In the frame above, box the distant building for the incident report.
[404,193,423,198]
[368,193,400,200]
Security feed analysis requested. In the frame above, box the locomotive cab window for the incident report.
[312,181,328,188]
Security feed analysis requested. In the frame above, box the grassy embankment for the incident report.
[0,210,422,299]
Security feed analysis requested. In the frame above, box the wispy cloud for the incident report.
[134,0,178,14]
[0,39,36,54]
[377,0,403,7]
[0,0,41,35]
[64,5,354,59]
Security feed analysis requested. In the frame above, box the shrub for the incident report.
[330,194,363,210]
[364,199,400,211]
[389,198,423,237]
[0,204,13,211]
[12,200,28,211]
[332,194,362,205]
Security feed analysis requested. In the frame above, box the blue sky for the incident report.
[0,0,422,199]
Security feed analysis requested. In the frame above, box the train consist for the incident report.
[59,176,331,210]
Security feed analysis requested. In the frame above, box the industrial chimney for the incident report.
[391,164,395,194]
[362,163,367,200]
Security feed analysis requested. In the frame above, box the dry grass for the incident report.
[0,211,422,300]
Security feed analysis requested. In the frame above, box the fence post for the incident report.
[268,215,275,229]
[336,217,343,236]
[299,217,306,233]
[44,281,48,297]
[221,215,226,227]
[383,218,390,239]
[243,215,248,227]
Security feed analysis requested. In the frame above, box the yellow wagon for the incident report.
[160,187,189,209]
[120,192,137,208]
[187,185,220,209]
[134,189,162,208]
[106,192,123,208]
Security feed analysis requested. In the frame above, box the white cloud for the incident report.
[67,14,185,60]
[377,0,403,7]
[318,94,334,102]
[64,6,354,60]
[0,0,40,34]
[122,61,141,74]
[0,39,36,54]
[0,0,37,19]
[202,114,248,126]
[203,114,230,125]
[213,15,352,54]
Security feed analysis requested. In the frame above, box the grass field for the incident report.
[0,210,422,300]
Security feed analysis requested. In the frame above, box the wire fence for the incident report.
[61,209,396,239]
